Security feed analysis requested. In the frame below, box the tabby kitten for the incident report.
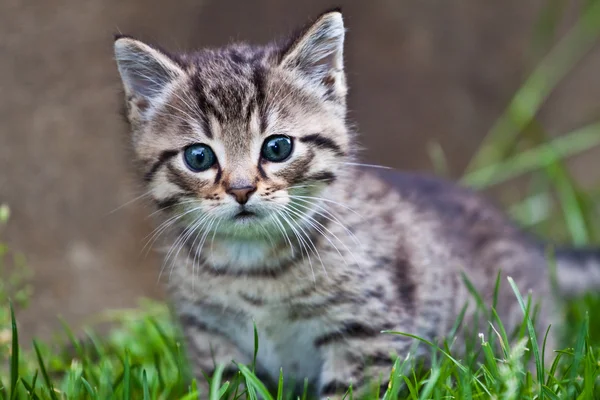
[114,9,600,399]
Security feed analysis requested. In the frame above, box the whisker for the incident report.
[210,218,223,254]
[285,202,356,267]
[158,224,192,283]
[183,213,215,290]
[184,215,217,288]
[344,162,393,170]
[283,205,340,270]
[282,207,328,278]
[270,212,295,257]
[106,190,153,215]
[256,219,276,248]
[143,207,192,248]
[276,207,320,281]
[147,199,200,219]
[285,197,363,249]
[288,195,364,218]
[160,212,210,283]
[141,205,203,258]
[275,208,314,281]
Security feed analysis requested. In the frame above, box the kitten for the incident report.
[113,9,600,399]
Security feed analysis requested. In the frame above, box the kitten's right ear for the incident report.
[113,35,184,102]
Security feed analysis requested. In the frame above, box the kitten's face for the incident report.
[116,11,351,240]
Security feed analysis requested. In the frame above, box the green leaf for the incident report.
[210,363,225,400]
[507,277,544,395]
[81,377,98,400]
[123,350,131,400]
[9,302,19,400]
[33,340,59,400]
[237,363,274,400]
[252,321,259,374]
[142,370,150,400]
[463,122,600,189]
[276,368,284,400]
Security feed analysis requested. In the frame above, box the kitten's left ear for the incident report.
[279,9,346,100]
[114,35,185,110]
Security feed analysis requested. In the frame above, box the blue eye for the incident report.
[261,135,293,162]
[183,144,216,172]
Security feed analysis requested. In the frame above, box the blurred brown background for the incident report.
[1,0,600,341]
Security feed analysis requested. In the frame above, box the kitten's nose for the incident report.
[226,185,257,205]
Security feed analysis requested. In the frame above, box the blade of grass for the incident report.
[544,161,590,245]
[58,318,84,361]
[462,121,600,189]
[461,272,486,312]
[210,363,225,400]
[507,277,544,395]
[382,356,402,400]
[33,340,59,400]
[542,324,552,370]
[142,370,150,400]
[418,367,441,400]
[19,378,40,400]
[301,378,309,400]
[569,313,588,384]
[9,302,18,400]
[218,382,230,399]
[30,371,38,399]
[237,364,274,400]
[252,321,259,374]
[276,368,284,400]
[123,350,131,400]
[382,330,492,397]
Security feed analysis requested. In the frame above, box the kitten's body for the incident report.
[113,10,600,399]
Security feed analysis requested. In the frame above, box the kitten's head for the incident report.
[115,10,353,240]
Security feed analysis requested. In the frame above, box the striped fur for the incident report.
[114,9,600,399]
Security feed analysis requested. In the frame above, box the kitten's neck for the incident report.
[203,236,293,271]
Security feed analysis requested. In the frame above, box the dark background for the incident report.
[1,0,600,341]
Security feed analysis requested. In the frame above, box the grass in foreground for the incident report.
[1,278,600,399]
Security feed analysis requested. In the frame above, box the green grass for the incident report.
[3,1,600,399]
[1,281,600,399]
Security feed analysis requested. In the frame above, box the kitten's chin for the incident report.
[206,237,289,270]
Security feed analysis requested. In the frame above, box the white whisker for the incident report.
[285,196,363,249]
[270,212,295,257]
[106,190,153,215]
[344,162,393,170]
[285,202,357,267]
[146,199,199,219]
[275,208,315,282]
[141,205,203,258]
[288,195,363,218]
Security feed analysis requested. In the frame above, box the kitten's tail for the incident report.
[553,247,600,298]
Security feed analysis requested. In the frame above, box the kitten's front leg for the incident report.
[317,334,410,400]
[182,320,250,398]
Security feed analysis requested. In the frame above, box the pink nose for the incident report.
[226,185,257,205]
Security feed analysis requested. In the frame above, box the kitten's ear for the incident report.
[279,10,346,99]
[114,35,184,102]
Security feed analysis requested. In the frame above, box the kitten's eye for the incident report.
[183,144,216,172]
[261,135,293,162]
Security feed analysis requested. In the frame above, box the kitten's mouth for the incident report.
[234,210,256,220]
